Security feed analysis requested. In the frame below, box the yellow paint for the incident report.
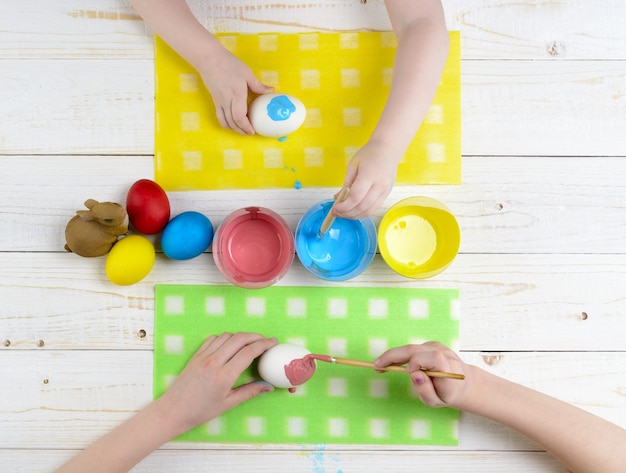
[382,214,437,268]
[378,196,460,279]
[154,31,461,190]
[68,10,141,21]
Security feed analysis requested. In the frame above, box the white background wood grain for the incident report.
[1,1,625,471]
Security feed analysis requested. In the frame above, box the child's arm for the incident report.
[375,342,626,473]
[129,0,272,134]
[334,0,450,219]
[54,333,277,473]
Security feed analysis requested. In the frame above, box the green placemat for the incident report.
[154,284,460,445]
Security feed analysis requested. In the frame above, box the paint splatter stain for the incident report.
[283,166,302,190]
[307,445,344,473]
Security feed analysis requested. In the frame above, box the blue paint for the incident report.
[307,445,343,473]
[294,180,302,190]
[295,200,376,281]
[266,95,296,121]
[310,451,325,473]
[278,136,288,142]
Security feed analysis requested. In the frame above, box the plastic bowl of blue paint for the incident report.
[213,206,295,289]
[295,200,377,281]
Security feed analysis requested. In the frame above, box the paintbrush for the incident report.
[309,354,465,380]
[318,186,350,237]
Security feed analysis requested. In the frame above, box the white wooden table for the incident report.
[2,1,626,471]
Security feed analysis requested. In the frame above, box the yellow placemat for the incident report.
[155,32,461,191]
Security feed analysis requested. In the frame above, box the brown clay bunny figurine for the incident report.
[64,199,129,257]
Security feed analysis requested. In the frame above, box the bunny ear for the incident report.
[76,210,94,221]
[84,199,98,209]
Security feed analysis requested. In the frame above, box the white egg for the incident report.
[249,93,306,138]
[258,343,315,389]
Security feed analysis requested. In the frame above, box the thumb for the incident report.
[343,162,359,188]
[248,80,274,95]
[333,165,358,216]
[227,381,274,409]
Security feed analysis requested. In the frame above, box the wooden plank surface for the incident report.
[2,60,625,156]
[1,0,625,472]
[2,155,626,254]
[2,0,626,60]
[6,450,564,473]
[2,350,624,451]
[1,253,624,352]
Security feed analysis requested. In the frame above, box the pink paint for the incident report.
[284,355,317,387]
[213,207,295,289]
[307,354,332,363]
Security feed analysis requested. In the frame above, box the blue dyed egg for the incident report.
[161,211,213,260]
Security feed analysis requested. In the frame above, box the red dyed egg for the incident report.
[126,179,171,234]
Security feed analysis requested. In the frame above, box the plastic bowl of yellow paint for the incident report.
[378,197,460,279]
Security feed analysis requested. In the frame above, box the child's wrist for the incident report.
[451,365,488,413]
[186,34,226,72]
[150,394,194,440]
[366,136,405,161]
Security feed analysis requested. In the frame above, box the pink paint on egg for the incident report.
[284,355,317,387]
[258,343,315,392]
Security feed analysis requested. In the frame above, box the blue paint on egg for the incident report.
[266,95,296,121]
[294,180,302,190]
[250,93,306,138]
[161,211,213,260]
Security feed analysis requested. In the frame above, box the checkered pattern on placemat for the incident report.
[154,31,461,190]
[154,284,460,445]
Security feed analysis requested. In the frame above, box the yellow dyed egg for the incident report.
[105,235,155,285]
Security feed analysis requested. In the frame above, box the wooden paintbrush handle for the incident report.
[331,356,465,380]
[421,370,465,380]
[319,186,350,235]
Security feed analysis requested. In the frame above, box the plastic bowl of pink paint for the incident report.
[212,206,295,289]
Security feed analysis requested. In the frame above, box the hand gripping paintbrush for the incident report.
[308,354,465,380]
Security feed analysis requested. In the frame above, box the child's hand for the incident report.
[332,141,398,219]
[374,341,471,409]
[158,332,277,433]
[198,50,273,135]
